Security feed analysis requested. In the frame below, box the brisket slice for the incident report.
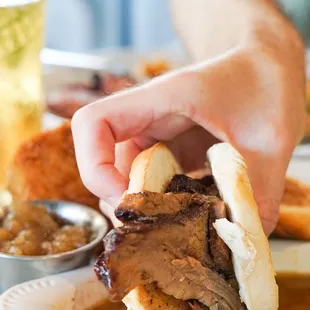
[115,175,219,222]
[197,175,214,188]
[94,193,243,309]
[115,192,192,221]
[116,192,215,268]
[166,175,234,281]
[165,175,219,197]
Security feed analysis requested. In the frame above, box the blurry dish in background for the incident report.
[43,47,191,120]
[141,59,172,78]
[46,72,136,119]
[0,202,90,256]
[7,122,99,211]
[41,49,111,71]
[0,201,108,293]
[0,266,108,309]
[273,177,310,240]
[282,177,310,206]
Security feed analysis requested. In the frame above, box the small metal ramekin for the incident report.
[0,200,108,293]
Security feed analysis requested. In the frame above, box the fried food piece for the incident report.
[7,122,99,210]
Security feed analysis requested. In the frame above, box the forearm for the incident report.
[170,0,303,62]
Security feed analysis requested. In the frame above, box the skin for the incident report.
[72,0,306,235]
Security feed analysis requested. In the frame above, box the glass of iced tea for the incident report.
[0,0,45,188]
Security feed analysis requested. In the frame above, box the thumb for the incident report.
[242,151,288,236]
[256,198,281,237]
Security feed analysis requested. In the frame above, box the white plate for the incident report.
[1,239,310,310]
[0,266,107,310]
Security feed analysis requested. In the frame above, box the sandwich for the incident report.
[94,142,278,310]
[274,177,310,240]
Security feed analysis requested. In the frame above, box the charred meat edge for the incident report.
[95,190,243,309]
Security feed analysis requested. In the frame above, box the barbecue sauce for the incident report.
[277,273,310,310]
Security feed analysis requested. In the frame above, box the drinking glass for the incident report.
[0,0,45,188]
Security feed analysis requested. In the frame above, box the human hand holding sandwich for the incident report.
[72,0,306,236]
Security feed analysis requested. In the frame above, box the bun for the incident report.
[127,142,182,195]
[274,177,310,240]
[122,142,278,310]
[207,143,278,310]
[122,143,186,310]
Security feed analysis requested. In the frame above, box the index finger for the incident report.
[71,69,203,199]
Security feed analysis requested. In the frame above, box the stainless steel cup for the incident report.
[0,200,108,293]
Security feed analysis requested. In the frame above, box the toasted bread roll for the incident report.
[208,143,278,310]
[274,177,310,240]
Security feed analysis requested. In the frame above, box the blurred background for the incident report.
[46,0,310,53]
[46,0,177,53]
[1,0,310,302]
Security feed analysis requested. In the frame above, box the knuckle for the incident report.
[72,98,105,125]
[168,69,207,117]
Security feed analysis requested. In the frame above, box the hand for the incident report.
[72,6,305,235]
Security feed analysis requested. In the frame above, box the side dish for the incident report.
[0,203,90,256]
